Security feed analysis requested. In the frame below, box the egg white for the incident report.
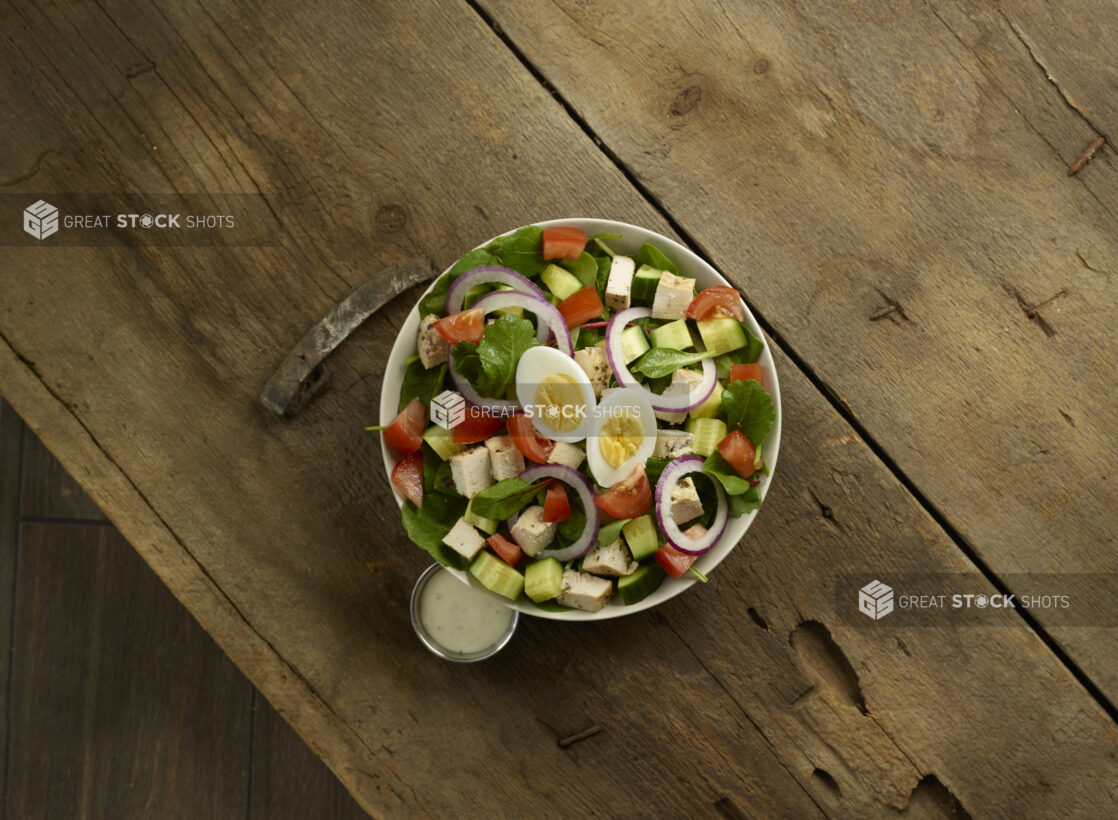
[515,346,597,443]
[586,387,657,487]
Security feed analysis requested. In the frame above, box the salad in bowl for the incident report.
[376,219,781,620]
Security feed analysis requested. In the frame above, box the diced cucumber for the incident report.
[470,551,524,601]
[524,557,563,602]
[423,425,466,460]
[620,324,650,364]
[649,319,693,351]
[492,284,524,318]
[618,564,666,605]
[631,264,662,303]
[696,318,748,357]
[686,417,728,457]
[464,498,498,535]
[689,383,723,421]
[622,514,660,561]
[597,517,631,547]
[462,283,492,308]
[542,263,583,301]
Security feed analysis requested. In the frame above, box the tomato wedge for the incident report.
[557,286,604,328]
[487,533,523,567]
[717,430,757,479]
[450,411,505,444]
[593,464,652,518]
[434,307,485,345]
[391,451,424,507]
[655,541,699,578]
[508,413,554,463]
[542,482,571,523]
[542,226,588,261]
[685,286,745,321]
[382,398,426,455]
[728,363,763,386]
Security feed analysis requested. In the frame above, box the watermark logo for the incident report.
[23,200,59,240]
[431,390,466,430]
[859,580,894,620]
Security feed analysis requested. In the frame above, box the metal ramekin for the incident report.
[410,563,519,662]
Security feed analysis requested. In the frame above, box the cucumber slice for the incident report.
[524,557,563,602]
[686,417,728,457]
[470,551,525,601]
[462,283,492,308]
[631,264,662,303]
[492,284,524,318]
[423,425,466,460]
[597,517,631,547]
[622,514,660,561]
[696,318,748,356]
[618,564,666,605]
[620,325,650,364]
[649,319,693,351]
[464,498,498,535]
[542,264,584,301]
[688,383,723,421]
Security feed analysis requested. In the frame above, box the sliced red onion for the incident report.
[447,365,520,416]
[654,456,727,555]
[472,290,573,356]
[605,307,716,412]
[519,464,600,562]
[444,266,545,315]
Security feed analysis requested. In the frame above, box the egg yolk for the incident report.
[534,373,585,433]
[598,412,644,466]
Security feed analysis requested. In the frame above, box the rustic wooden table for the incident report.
[2,0,1117,816]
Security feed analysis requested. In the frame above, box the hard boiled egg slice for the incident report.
[587,387,657,487]
[515,346,597,443]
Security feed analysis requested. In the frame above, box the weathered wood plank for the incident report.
[20,425,108,521]
[1,0,1117,816]
[0,400,22,796]
[249,693,368,820]
[5,523,254,819]
[476,0,1118,696]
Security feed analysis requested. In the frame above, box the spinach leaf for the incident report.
[713,326,765,376]
[721,379,775,448]
[632,348,710,380]
[644,457,670,485]
[594,256,612,300]
[400,495,470,569]
[596,517,631,546]
[645,375,671,394]
[561,252,599,288]
[418,248,501,316]
[727,484,763,516]
[531,599,574,612]
[399,361,446,411]
[556,498,587,548]
[487,225,547,278]
[590,235,619,258]
[451,341,484,386]
[422,448,457,496]
[471,477,541,520]
[476,315,536,397]
[701,451,754,495]
[633,242,679,275]
[575,326,603,350]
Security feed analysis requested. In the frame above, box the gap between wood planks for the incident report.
[460,0,1118,727]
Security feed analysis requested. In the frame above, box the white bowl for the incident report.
[380,218,782,620]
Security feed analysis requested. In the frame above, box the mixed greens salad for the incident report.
[375,224,776,612]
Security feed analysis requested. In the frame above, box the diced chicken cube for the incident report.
[510,505,557,556]
[417,313,449,369]
[449,446,494,499]
[547,441,586,470]
[557,569,614,612]
[581,539,638,577]
[442,517,486,560]
[651,271,696,320]
[484,435,525,481]
[604,255,636,311]
[654,429,694,459]
[654,368,705,424]
[670,476,704,525]
[574,345,611,398]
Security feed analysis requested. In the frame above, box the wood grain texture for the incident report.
[20,425,108,521]
[0,400,21,795]
[476,0,1118,696]
[1,0,1117,816]
[5,523,254,819]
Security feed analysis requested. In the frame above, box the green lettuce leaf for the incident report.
[561,251,599,288]
[470,477,541,520]
[487,225,547,278]
[399,361,446,411]
[632,348,710,380]
[721,379,775,448]
[476,315,536,397]
[418,248,501,316]
[701,451,753,495]
[633,242,679,275]
[400,494,470,569]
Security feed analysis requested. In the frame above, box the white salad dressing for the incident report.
[418,568,514,657]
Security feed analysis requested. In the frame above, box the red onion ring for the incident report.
[654,456,727,555]
[444,266,545,315]
[605,307,716,412]
[519,464,600,562]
